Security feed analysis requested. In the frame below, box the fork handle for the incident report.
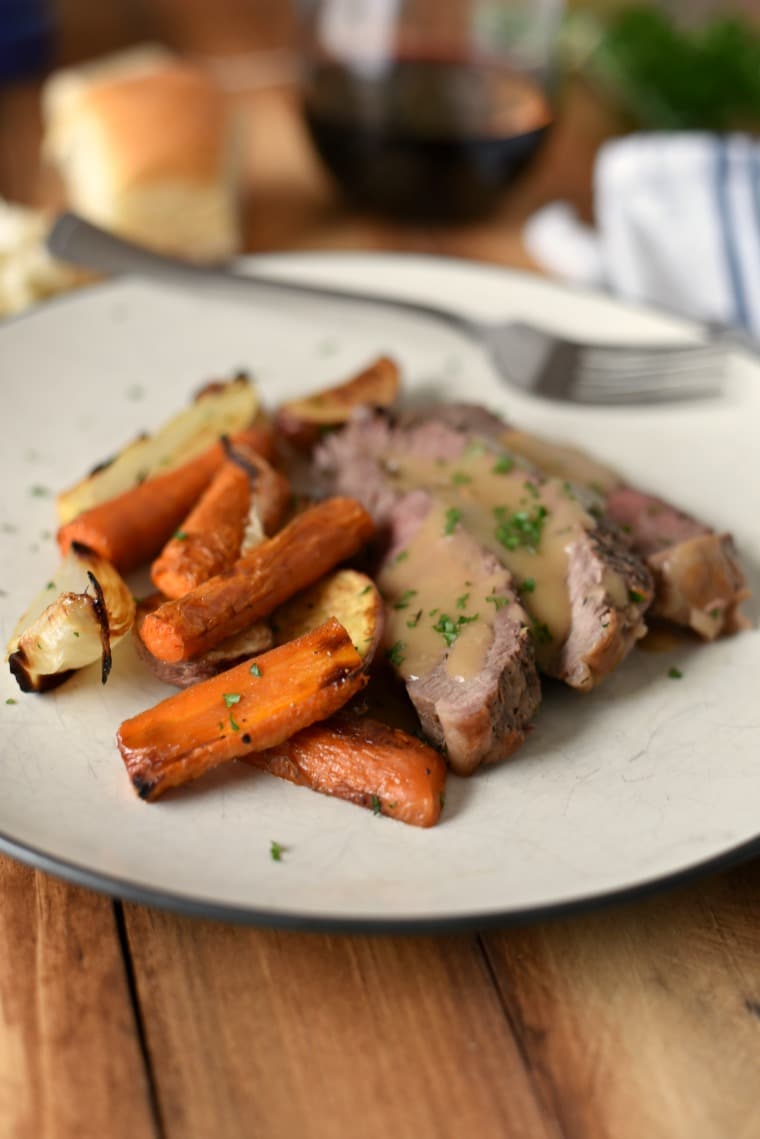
[47,213,481,338]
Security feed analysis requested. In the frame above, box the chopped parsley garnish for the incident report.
[443,507,462,535]
[428,608,439,617]
[491,455,514,474]
[393,550,409,564]
[386,641,406,667]
[46,581,56,590]
[439,791,446,809]
[456,592,470,610]
[433,612,479,647]
[493,505,548,552]
[464,440,487,457]
[249,663,262,677]
[709,607,721,619]
[531,618,553,645]
[371,794,382,816]
[223,693,241,707]
[270,840,284,861]
[173,530,188,541]
[523,480,539,498]
[406,610,423,629]
[72,631,80,638]
[668,667,683,679]
[562,480,577,500]
[29,484,49,497]
[519,578,536,594]
[393,588,418,610]
[6,698,16,705]
[628,589,645,603]
[485,594,510,610]
[451,470,471,486]
[229,714,240,731]
[359,585,372,596]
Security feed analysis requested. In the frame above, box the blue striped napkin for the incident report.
[524,133,760,338]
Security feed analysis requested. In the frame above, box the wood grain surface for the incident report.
[2,3,760,1138]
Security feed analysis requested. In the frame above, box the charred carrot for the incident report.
[244,714,447,827]
[150,445,290,599]
[57,428,270,573]
[139,497,375,663]
[118,618,366,800]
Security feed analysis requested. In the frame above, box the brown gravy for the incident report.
[379,443,617,667]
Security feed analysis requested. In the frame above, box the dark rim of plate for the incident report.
[1,829,758,934]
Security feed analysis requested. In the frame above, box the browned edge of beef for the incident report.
[605,486,750,639]
[316,423,540,774]
[317,412,652,694]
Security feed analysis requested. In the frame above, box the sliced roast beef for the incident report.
[396,401,508,441]
[605,487,749,638]
[376,488,540,774]
[317,414,652,692]
[495,424,750,640]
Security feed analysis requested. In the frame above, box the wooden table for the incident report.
[2,4,759,1137]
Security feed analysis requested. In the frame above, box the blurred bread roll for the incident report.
[43,46,242,261]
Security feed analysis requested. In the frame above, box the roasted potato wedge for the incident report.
[7,544,136,692]
[271,569,383,664]
[57,374,259,524]
[134,594,273,688]
[275,356,400,448]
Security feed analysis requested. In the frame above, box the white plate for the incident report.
[1,254,759,930]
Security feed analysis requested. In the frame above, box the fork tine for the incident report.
[582,344,724,367]
[577,366,724,390]
[573,376,723,402]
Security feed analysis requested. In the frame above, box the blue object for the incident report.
[0,0,54,80]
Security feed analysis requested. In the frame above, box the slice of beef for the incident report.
[496,424,750,639]
[605,487,749,638]
[317,414,652,692]
[376,488,541,775]
[396,401,508,442]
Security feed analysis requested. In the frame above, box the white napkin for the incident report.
[524,132,760,337]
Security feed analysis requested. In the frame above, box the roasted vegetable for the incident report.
[276,356,400,448]
[244,713,447,827]
[150,443,290,599]
[57,427,270,573]
[57,373,260,524]
[118,618,367,800]
[138,497,376,663]
[133,594,273,688]
[7,544,135,693]
[271,569,382,664]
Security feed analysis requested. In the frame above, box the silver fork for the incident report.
[48,212,727,404]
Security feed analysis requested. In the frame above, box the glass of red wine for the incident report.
[298,0,563,222]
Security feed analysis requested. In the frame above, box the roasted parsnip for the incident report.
[57,373,260,523]
[57,427,270,573]
[276,356,400,448]
[271,569,382,663]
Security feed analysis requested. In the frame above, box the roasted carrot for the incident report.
[244,714,447,827]
[150,444,290,599]
[276,356,400,448]
[139,497,375,663]
[57,428,270,573]
[118,617,366,800]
